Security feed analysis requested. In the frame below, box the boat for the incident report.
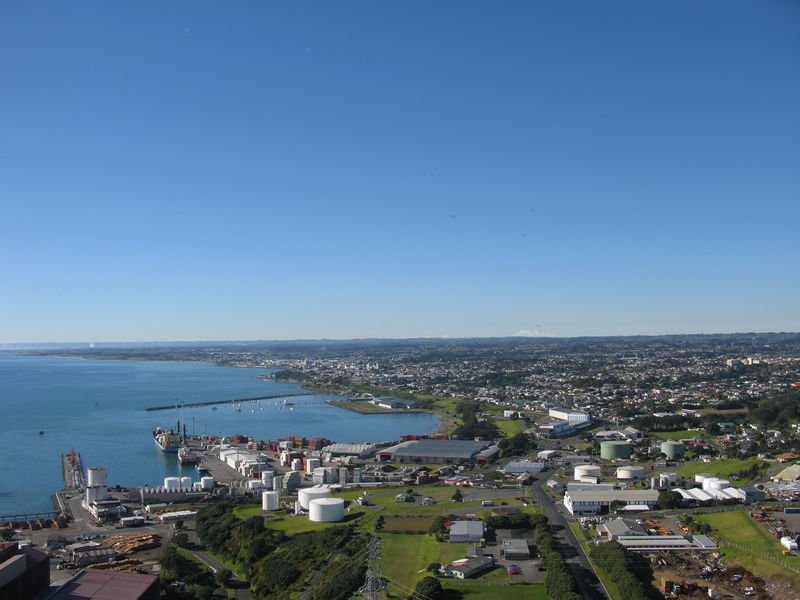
[153,428,182,452]
[178,446,198,464]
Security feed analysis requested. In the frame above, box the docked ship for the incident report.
[178,446,198,464]
[153,427,183,452]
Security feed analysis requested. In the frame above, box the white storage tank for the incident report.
[695,473,712,484]
[273,476,283,491]
[309,497,345,522]
[247,480,262,490]
[261,471,275,488]
[573,465,602,480]
[616,466,644,480]
[181,476,193,489]
[164,477,181,490]
[703,478,729,491]
[298,487,332,510]
[87,467,108,487]
[262,491,279,511]
[650,476,661,490]
[201,476,215,490]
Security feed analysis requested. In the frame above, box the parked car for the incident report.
[507,565,522,575]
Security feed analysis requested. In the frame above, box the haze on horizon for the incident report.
[1,1,798,344]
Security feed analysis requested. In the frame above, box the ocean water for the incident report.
[0,354,438,514]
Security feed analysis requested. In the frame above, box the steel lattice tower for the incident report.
[357,534,386,600]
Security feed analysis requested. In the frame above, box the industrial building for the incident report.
[615,534,717,552]
[48,569,159,600]
[548,406,591,424]
[443,556,495,579]
[502,539,530,560]
[449,521,486,543]
[320,443,377,458]
[563,489,659,515]
[0,542,49,600]
[378,439,499,464]
[596,518,646,540]
[503,461,546,474]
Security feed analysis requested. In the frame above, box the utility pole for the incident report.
[358,534,385,600]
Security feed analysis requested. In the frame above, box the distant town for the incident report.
[4,332,800,600]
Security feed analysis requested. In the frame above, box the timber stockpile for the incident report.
[91,558,145,573]
[105,533,161,554]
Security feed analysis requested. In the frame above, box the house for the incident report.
[443,556,495,579]
[449,521,486,543]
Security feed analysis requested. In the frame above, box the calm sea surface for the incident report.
[0,354,438,514]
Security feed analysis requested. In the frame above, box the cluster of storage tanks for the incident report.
[140,475,215,494]
[260,486,345,522]
[86,467,109,503]
[695,473,730,491]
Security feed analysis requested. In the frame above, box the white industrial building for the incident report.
[564,489,659,515]
[218,447,269,477]
[548,407,591,424]
[503,461,546,474]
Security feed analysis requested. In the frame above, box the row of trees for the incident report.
[589,541,647,600]
[535,519,582,600]
[485,511,547,530]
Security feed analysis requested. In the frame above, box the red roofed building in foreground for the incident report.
[49,569,158,600]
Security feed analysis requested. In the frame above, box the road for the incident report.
[532,470,609,600]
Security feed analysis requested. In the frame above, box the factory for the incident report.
[83,467,126,521]
[548,406,592,425]
[564,489,660,515]
[674,474,765,505]
[378,439,499,464]
[218,446,270,477]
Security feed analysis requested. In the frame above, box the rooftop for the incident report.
[49,569,158,600]
[380,439,495,459]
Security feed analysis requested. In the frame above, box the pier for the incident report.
[145,392,314,411]
[62,448,85,490]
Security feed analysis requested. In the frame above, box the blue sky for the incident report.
[1,1,798,342]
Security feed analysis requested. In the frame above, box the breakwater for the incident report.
[145,392,314,411]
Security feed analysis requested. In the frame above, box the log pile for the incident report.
[105,533,161,554]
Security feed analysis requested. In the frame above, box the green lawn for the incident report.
[380,533,472,585]
[694,510,800,578]
[569,522,593,542]
[440,583,549,600]
[495,419,525,437]
[651,429,701,440]
[677,460,768,487]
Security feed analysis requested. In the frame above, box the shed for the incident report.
[449,521,485,543]
[502,539,530,560]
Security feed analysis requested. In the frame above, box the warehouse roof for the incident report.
[49,569,158,599]
[321,443,377,456]
[615,534,717,551]
[380,439,495,459]
[567,489,659,502]
[450,521,486,537]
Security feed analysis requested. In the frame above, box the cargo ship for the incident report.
[153,427,183,452]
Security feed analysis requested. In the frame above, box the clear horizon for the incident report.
[2,1,798,343]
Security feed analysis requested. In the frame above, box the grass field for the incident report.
[678,460,768,487]
[694,510,800,578]
[382,516,436,532]
[380,533,472,585]
[651,429,701,440]
[495,419,526,437]
[439,583,549,600]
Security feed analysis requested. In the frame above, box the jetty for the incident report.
[62,448,85,490]
[145,392,315,411]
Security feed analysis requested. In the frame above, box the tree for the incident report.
[452,489,463,502]
[658,490,682,510]
[215,568,232,588]
[412,576,443,600]
[426,562,441,574]
[172,532,189,548]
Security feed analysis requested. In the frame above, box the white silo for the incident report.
[181,476,193,489]
[309,497,345,522]
[86,485,108,503]
[573,465,602,480]
[164,477,181,491]
[352,468,362,483]
[695,473,712,484]
[261,471,275,488]
[298,487,332,510]
[339,468,348,484]
[703,478,729,491]
[86,467,107,487]
[262,491,279,511]
[201,476,215,490]
[273,475,283,492]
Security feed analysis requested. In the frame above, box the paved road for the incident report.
[532,471,609,600]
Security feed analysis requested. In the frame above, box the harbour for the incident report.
[0,354,439,515]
